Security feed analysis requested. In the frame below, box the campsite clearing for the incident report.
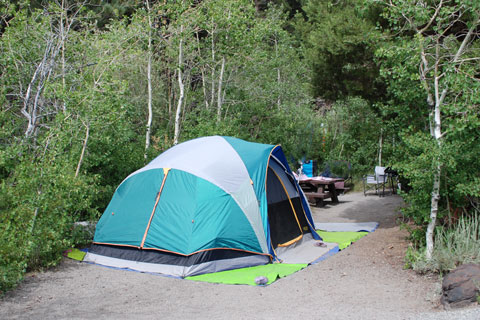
[1,192,480,319]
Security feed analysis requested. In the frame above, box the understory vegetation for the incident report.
[407,211,480,274]
[1,0,479,292]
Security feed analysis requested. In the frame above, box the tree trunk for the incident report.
[173,26,184,145]
[210,26,216,109]
[75,121,90,178]
[425,38,443,260]
[21,2,82,138]
[216,56,225,122]
[426,163,441,259]
[424,24,476,259]
[144,0,153,160]
[60,0,66,113]
[23,37,59,138]
[166,70,173,139]
[378,128,383,167]
[275,37,281,109]
[196,33,209,109]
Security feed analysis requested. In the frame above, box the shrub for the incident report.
[408,212,480,274]
[0,152,99,293]
[0,213,29,294]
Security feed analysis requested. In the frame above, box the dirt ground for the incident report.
[1,192,480,320]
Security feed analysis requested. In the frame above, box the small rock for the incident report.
[254,276,268,285]
[441,263,480,309]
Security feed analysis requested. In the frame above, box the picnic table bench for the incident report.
[303,191,332,206]
[298,177,344,207]
[333,180,350,194]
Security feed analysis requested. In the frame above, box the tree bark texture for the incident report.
[210,26,216,109]
[174,26,184,145]
[216,56,225,122]
[144,0,153,160]
[424,17,478,260]
[196,33,209,110]
[21,3,81,138]
[75,121,90,178]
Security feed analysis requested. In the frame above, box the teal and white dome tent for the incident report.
[85,136,321,277]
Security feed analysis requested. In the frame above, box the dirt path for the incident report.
[1,192,479,319]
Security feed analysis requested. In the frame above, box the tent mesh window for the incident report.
[266,165,308,248]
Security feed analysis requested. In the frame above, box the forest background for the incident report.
[1,0,479,293]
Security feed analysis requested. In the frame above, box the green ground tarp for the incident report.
[186,231,369,285]
[65,248,87,261]
[316,231,368,250]
[186,263,307,285]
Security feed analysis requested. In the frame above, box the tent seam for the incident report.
[92,241,272,258]
[140,168,170,248]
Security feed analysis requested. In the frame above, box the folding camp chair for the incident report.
[363,166,387,196]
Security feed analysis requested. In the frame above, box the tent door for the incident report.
[266,159,309,248]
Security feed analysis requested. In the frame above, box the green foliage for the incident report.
[297,0,383,101]
[321,97,382,175]
[71,223,96,248]
[401,222,427,248]
[165,0,316,160]
[408,213,480,274]
[0,4,143,292]
[323,160,351,179]
[403,246,420,270]
[366,0,480,254]
[0,143,98,292]
[85,0,139,29]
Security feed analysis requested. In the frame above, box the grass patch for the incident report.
[407,212,480,274]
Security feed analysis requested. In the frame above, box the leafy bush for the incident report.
[321,160,351,178]
[0,198,30,294]
[322,97,383,176]
[407,212,480,274]
[0,152,99,293]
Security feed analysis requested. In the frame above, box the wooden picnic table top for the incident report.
[298,176,345,185]
[297,176,343,206]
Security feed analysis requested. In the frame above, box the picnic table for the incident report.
[297,176,344,206]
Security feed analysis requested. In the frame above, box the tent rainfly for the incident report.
[84,136,320,277]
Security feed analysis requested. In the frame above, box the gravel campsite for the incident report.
[2,1,479,319]
[2,192,479,320]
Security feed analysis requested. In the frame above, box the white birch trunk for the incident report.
[144,0,153,160]
[22,63,42,137]
[378,128,383,167]
[21,3,81,137]
[23,38,57,137]
[426,93,442,259]
[210,26,216,109]
[425,39,443,260]
[60,0,66,106]
[75,121,90,178]
[424,24,477,259]
[196,33,209,109]
[275,37,281,109]
[426,163,441,259]
[216,56,225,122]
[173,26,184,145]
